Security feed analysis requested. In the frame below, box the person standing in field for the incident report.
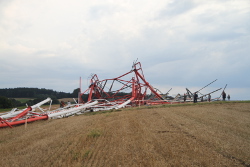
[227,94,230,101]
[222,91,226,101]
[60,101,65,108]
[193,92,198,103]
[208,94,211,102]
[184,93,187,102]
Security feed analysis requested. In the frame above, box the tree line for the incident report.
[0,87,81,109]
[0,87,77,98]
[0,87,130,109]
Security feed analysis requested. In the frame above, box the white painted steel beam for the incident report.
[0,98,52,119]
[115,97,134,109]
[48,100,98,118]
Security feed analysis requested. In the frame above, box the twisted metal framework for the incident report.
[185,79,223,101]
[1,62,228,128]
[79,62,167,106]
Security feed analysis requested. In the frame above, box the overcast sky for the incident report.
[0,0,249,100]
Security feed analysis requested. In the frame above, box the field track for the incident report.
[0,102,250,167]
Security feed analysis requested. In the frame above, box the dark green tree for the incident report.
[0,96,13,109]
[72,88,80,98]
[9,98,22,107]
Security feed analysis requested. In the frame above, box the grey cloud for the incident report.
[191,5,250,42]
[189,31,245,41]
[157,0,195,18]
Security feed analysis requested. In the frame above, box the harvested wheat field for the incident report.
[0,102,250,167]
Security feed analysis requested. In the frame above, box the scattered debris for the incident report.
[0,62,226,128]
[0,98,98,128]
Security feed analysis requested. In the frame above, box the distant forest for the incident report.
[0,87,129,109]
[0,87,78,99]
[0,87,83,109]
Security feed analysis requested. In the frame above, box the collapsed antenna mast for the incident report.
[197,79,218,93]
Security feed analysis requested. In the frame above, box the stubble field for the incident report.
[0,102,250,167]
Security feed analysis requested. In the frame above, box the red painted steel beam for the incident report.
[0,115,48,128]
[134,69,164,100]
[0,118,13,128]
[7,106,32,122]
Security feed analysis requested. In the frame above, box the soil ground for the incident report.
[0,102,250,167]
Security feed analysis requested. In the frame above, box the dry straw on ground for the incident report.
[0,102,250,167]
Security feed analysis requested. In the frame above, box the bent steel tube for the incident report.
[48,100,98,118]
[115,97,135,109]
[0,98,52,119]
[31,97,52,110]
[0,115,48,128]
